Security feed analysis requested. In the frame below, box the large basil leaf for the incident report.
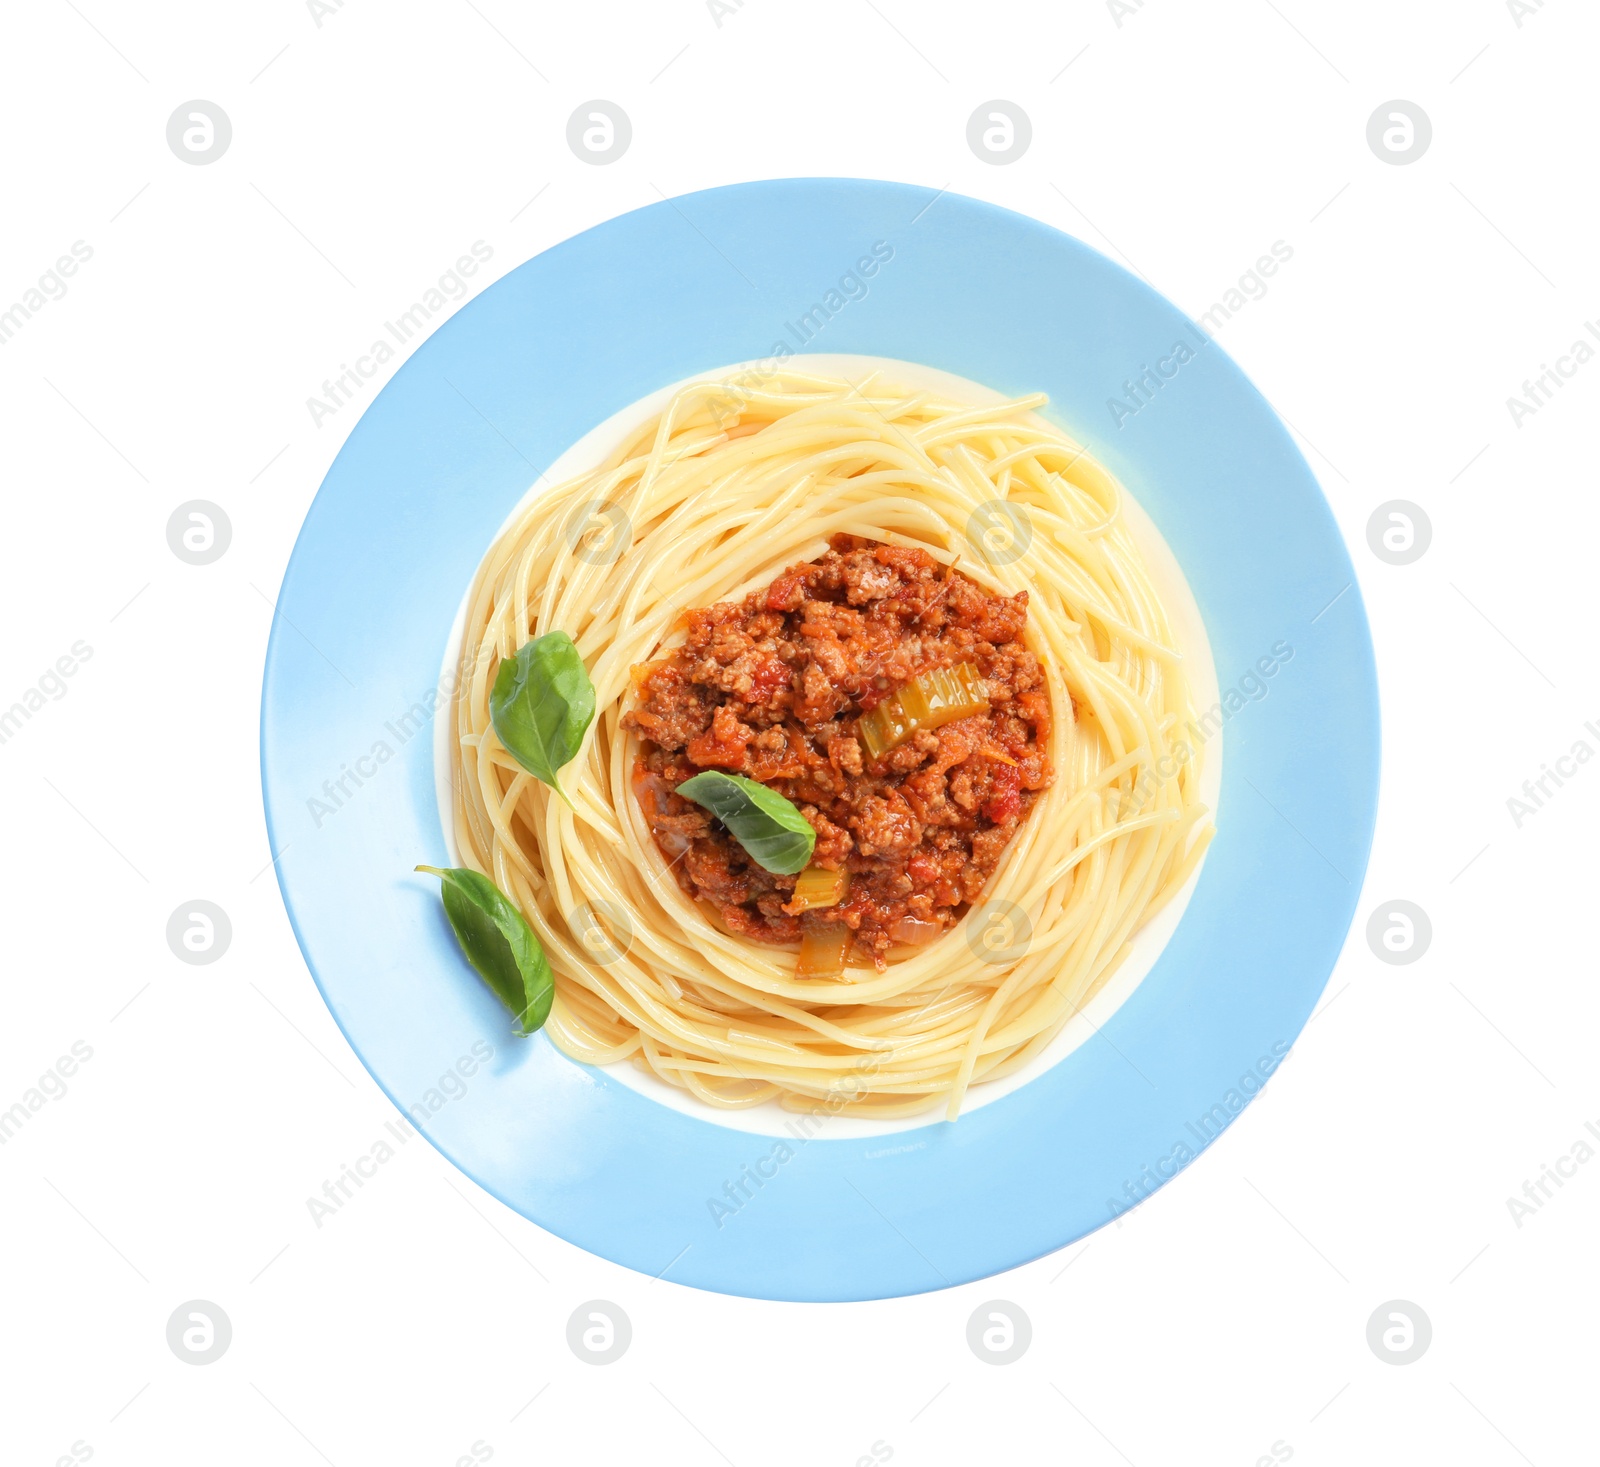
[675,771,816,875]
[417,866,554,1034]
[489,631,595,806]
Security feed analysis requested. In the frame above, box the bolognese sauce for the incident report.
[624,536,1053,966]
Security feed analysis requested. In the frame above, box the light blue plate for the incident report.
[261,179,1378,1302]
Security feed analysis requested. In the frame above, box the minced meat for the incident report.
[624,536,1053,963]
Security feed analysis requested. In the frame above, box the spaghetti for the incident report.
[446,370,1212,1118]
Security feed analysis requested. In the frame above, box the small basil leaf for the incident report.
[675,771,816,875]
[489,631,596,807]
[417,866,554,1035]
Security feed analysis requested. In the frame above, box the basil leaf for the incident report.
[490,631,595,807]
[675,771,816,875]
[416,866,554,1035]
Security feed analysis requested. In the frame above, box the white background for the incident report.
[2,1,1597,1463]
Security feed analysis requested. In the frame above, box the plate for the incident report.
[261,178,1379,1301]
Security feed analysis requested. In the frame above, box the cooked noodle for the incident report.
[446,370,1212,1118]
